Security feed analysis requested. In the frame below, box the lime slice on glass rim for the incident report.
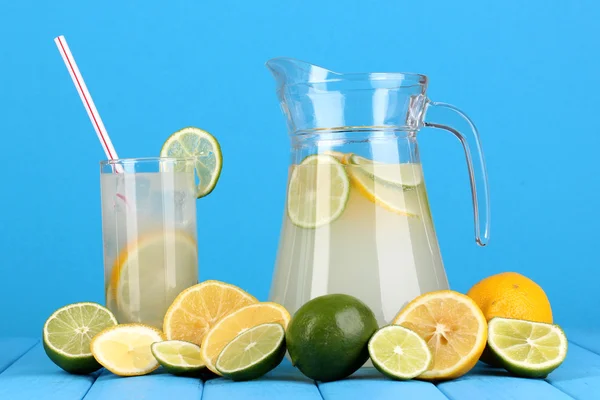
[43,302,118,374]
[160,127,223,198]
[368,325,432,380]
[487,317,568,378]
[151,340,207,376]
[215,322,286,381]
[287,154,350,229]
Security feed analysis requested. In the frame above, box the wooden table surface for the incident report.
[0,327,598,399]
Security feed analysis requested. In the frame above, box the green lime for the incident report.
[368,325,432,380]
[151,340,207,377]
[487,317,568,378]
[160,126,223,198]
[286,294,378,382]
[287,154,350,229]
[43,302,117,374]
[216,323,286,381]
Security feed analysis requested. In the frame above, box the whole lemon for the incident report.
[467,272,553,365]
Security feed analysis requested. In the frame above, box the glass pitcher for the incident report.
[266,58,490,326]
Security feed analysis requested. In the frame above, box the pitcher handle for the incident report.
[423,101,490,247]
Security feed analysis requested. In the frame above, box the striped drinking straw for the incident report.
[54,35,122,172]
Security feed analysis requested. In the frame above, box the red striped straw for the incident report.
[54,35,122,172]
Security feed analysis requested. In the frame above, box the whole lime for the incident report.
[286,294,378,382]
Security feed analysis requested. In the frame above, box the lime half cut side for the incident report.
[43,302,118,374]
[216,322,286,381]
[368,325,432,380]
[487,317,568,378]
[151,340,206,376]
[160,126,223,198]
[287,154,350,229]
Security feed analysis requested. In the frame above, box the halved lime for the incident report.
[215,322,286,381]
[368,325,432,380]
[151,340,206,376]
[43,302,118,374]
[160,126,223,198]
[287,154,350,228]
[346,154,423,188]
[487,317,568,378]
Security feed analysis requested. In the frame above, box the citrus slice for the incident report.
[163,280,257,347]
[201,302,291,375]
[392,290,488,380]
[160,126,223,198]
[368,325,432,380]
[151,340,206,376]
[43,302,117,374]
[346,154,423,188]
[216,322,286,381]
[90,323,166,376]
[487,317,567,378]
[287,154,350,229]
[110,230,198,328]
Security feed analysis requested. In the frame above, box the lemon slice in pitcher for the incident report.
[345,154,423,188]
[287,154,350,229]
[161,127,223,198]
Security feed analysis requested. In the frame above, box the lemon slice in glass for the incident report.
[287,154,350,229]
[161,127,223,198]
[110,231,198,328]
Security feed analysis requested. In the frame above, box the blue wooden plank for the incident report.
[437,363,573,400]
[566,327,600,355]
[82,369,203,400]
[318,367,448,400]
[0,343,97,400]
[203,361,322,400]
[0,338,37,374]
[546,342,600,399]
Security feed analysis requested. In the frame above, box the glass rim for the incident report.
[100,156,197,166]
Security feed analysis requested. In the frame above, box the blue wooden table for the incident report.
[0,327,598,399]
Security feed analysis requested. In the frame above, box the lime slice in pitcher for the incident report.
[287,154,350,229]
[161,127,223,198]
[43,302,117,374]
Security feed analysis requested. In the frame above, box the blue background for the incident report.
[1,0,598,337]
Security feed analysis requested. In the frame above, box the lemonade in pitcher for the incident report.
[272,136,447,326]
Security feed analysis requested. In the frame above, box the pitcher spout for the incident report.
[266,57,338,91]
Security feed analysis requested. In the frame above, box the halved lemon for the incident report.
[110,230,198,328]
[90,323,166,376]
[163,280,257,347]
[201,302,291,375]
[393,290,488,380]
[287,154,350,229]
